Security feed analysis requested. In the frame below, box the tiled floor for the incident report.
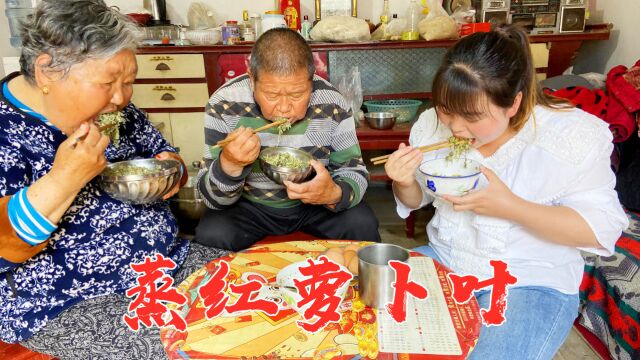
[364,184,602,360]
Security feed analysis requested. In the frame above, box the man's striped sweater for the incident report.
[197,74,369,211]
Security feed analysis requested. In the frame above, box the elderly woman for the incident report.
[0,1,223,358]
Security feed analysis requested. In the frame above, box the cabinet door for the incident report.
[147,112,173,144]
[170,112,205,166]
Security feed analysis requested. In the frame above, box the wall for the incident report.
[0,0,21,78]
[574,0,640,74]
[2,1,638,77]
[105,0,414,27]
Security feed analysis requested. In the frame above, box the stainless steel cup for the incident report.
[357,243,410,309]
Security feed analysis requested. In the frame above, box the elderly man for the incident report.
[195,28,380,251]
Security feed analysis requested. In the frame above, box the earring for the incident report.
[41,86,49,95]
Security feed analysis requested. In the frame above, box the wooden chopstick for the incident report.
[211,118,289,150]
[370,140,450,165]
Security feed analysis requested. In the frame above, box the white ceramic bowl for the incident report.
[276,260,351,314]
[419,158,481,197]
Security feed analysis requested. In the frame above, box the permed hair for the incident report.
[250,28,315,81]
[19,0,140,85]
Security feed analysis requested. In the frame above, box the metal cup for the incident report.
[357,243,410,309]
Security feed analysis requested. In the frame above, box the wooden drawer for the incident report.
[136,54,205,79]
[132,83,209,109]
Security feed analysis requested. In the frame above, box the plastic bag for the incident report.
[310,16,371,42]
[371,18,407,40]
[187,2,216,30]
[336,66,363,122]
[418,0,458,41]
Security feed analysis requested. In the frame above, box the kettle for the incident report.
[147,0,170,26]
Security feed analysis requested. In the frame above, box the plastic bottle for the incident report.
[300,15,312,40]
[402,0,422,40]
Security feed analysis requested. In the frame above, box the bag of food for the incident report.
[310,16,371,42]
[418,0,458,41]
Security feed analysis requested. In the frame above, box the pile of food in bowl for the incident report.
[259,146,314,184]
[419,136,480,197]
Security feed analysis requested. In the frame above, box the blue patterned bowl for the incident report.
[419,158,481,197]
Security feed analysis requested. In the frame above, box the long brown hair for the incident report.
[432,25,571,131]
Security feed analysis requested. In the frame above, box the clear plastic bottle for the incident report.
[300,15,312,41]
[402,0,422,40]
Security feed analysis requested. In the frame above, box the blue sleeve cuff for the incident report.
[7,187,56,246]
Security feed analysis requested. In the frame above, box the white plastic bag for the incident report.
[337,66,363,121]
[310,16,371,42]
[418,0,458,41]
[187,2,216,30]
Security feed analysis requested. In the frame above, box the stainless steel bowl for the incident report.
[364,112,396,129]
[259,147,313,185]
[98,158,182,204]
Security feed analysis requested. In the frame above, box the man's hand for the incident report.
[219,126,261,177]
[283,160,342,205]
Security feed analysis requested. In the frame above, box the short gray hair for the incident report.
[19,0,140,85]
[250,28,315,81]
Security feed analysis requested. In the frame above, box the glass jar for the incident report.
[222,20,241,45]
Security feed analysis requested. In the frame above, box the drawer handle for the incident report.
[150,56,174,61]
[160,93,176,101]
[155,62,171,71]
[152,85,176,91]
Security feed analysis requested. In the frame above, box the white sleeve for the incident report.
[394,108,450,218]
[557,137,629,256]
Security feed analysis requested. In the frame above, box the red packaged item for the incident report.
[280,0,301,31]
[459,22,491,37]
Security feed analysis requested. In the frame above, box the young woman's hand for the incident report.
[384,143,423,187]
[443,166,521,220]
[49,122,109,191]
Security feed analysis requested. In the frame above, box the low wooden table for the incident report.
[160,240,481,359]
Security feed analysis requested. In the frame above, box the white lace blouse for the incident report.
[395,106,629,294]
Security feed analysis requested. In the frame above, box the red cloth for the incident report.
[605,62,640,142]
[545,60,640,143]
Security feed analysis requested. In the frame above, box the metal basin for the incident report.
[98,158,182,205]
[364,112,396,130]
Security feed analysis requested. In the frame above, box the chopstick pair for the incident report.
[211,118,289,150]
[370,140,451,165]
[72,122,116,147]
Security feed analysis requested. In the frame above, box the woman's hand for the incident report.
[284,160,342,205]
[219,127,261,177]
[49,122,109,191]
[155,151,185,200]
[443,167,520,220]
[384,143,423,187]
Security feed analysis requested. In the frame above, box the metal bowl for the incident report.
[259,147,313,185]
[98,158,182,204]
[364,112,396,130]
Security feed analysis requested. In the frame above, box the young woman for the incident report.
[385,26,628,359]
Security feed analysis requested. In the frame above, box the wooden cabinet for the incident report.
[134,54,207,165]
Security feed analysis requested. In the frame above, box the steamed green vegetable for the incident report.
[263,153,308,169]
[103,164,161,177]
[98,111,125,147]
[446,136,472,162]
